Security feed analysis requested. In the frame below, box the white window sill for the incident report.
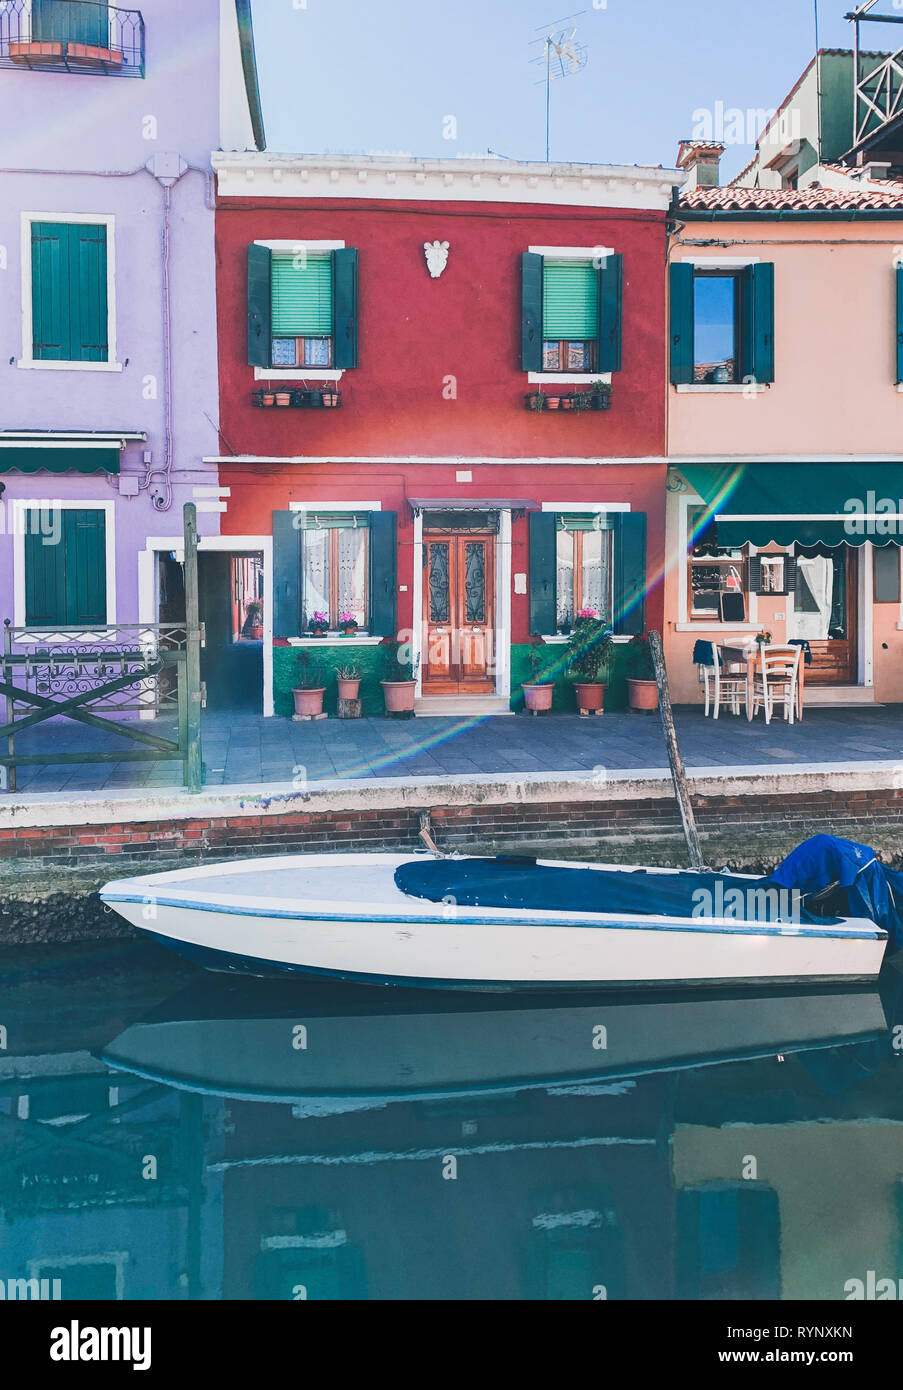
[254,368,344,382]
[286,634,381,646]
[527,372,612,386]
[675,622,758,633]
[18,359,123,373]
[674,383,766,394]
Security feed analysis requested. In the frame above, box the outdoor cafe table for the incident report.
[718,642,805,722]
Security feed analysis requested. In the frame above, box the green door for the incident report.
[25,509,107,626]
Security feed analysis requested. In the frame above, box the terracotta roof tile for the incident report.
[678,183,903,212]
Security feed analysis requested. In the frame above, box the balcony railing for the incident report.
[0,1,144,78]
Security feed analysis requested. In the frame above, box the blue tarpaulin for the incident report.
[771,835,903,954]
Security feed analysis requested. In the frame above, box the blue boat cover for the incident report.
[770,834,902,953]
[395,854,833,927]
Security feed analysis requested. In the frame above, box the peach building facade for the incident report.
[664,169,903,707]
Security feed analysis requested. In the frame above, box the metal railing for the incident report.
[0,1,145,78]
[854,48,903,147]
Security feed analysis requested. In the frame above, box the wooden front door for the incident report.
[789,547,858,684]
[422,533,495,694]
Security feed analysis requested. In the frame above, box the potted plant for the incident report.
[240,599,264,641]
[522,638,557,712]
[253,389,276,408]
[291,651,327,719]
[275,390,293,407]
[525,391,547,412]
[626,634,658,712]
[545,394,563,411]
[339,610,359,637]
[565,611,614,714]
[380,640,417,713]
[336,662,361,701]
[320,389,341,408]
[589,380,613,411]
[309,611,329,638]
[755,630,773,647]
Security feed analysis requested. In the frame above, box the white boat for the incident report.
[98,850,889,992]
[99,977,889,1104]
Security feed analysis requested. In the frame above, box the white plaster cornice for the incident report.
[213,152,684,212]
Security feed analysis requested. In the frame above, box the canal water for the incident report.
[1,939,902,1302]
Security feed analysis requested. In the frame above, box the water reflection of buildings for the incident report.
[1,952,900,1301]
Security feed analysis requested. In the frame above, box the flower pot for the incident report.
[320,391,340,408]
[340,629,358,638]
[627,678,659,712]
[560,395,575,411]
[292,686,326,717]
[310,627,328,639]
[381,679,417,713]
[9,41,63,62]
[525,392,545,412]
[337,677,361,701]
[275,391,293,407]
[523,682,554,711]
[574,682,605,713]
[66,43,124,67]
[593,393,612,411]
[546,396,562,411]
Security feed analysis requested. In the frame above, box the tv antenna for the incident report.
[529,12,589,162]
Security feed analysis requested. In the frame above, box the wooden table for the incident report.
[719,643,805,722]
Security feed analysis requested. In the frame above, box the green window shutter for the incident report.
[70,223,108,363]
[368,510,397,637]
[598,253,623,374]
[271,254,333,336]
[542,261,599,339]
[272,510,301,638]
[896,266,903,385]
[247,243,272,368]
[874,545,901,603]
[669,263,695,385]
[613,512,646,636]
[521,252,543,372]
[529,511,557,635]
[745,262,775,384]
[333,248,359,369]
[33,0,106,44]
[25,509,106,625]
[31,223,69,361]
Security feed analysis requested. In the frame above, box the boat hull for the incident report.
[102,862,887,992]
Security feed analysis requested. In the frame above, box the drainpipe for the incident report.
[142,153,189,512]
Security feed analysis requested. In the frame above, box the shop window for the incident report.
[688,509,748,621]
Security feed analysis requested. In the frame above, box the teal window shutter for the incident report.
[529,511,557,635]
[31,222,107,363]
[33,0,106,45]
[521,252,543,371]
[368,511,397,636]
[613,512,646,636]
[669,263,695,385]
[247,243,272,368]
[542,261,600,339]
[746,262,775,384]
[896,266,903,385]
[333,248,358,369]
[31,223,69,361]
[71,223,108,362]
[25,509,106,625]
[272,510,301,638]
[598,253,623,373]
[271,253,333,335]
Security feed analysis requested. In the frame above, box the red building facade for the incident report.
[211,154,678,716]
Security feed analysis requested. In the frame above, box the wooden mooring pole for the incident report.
[647,629,706,871]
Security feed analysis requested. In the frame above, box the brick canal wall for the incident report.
[1,764,903,943]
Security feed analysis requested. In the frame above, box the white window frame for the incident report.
[672,255,762,394]
[288,500,378,641]
[11,498,116,632]
[538,502,629,642]
[253,239,346,381]
[673,492,760,632]
[19,212,121,372]
[527,244,615,385]
[28,1252,127,1302]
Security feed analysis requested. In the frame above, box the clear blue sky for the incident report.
[249,1,880,177]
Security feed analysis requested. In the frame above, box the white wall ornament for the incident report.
[423,241,450,278]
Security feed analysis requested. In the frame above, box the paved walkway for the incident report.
[2,705,901,795]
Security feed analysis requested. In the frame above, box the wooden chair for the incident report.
[699,645,748,719]
[751,646,802,726]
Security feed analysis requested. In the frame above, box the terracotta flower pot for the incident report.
[292,687,326,717]
[337,677,361,701]
[523,682,554,711]
[546,397,562,411]
[275,391,292,407]
[381,679,416,713]
[627,678,659,712]
[574,682,605,712]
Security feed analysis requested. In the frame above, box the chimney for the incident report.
[676,139,726,191]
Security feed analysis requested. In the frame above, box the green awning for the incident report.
[675,462,903,547]
[0,447,120,475]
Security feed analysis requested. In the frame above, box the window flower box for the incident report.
[524,383,612,412]
[252,388,342,409]
[66,43,124,69]
[9,41,64,62]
